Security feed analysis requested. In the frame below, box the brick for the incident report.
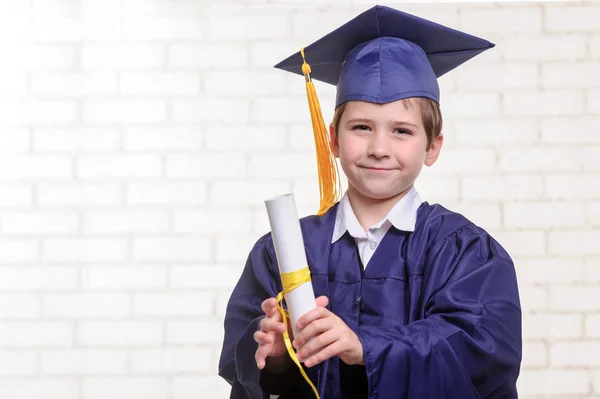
[166,320,224,345]
[205,125,286,151]
[0,184,32,206]
[171,265,243,290]
[2,212,78,235]
[166,154,246,178]
[172,99,250,123]
[516,258,584,284]
[585,258,600,282]
[216,291,232,319]
[0,240,38,263]
[83,100,166,124]
[0,294,40,319]
[592,35,600,59]
[459,7,541,34]
[289,125,324,151]
[169,44,247,68]
[549,230,600,256]
[590,89,600,114]
[34,128,120,153]
[210,180,291,206]
[462,175,542,201]
[253,208,275,235]
[433,148,497,174]
[43,239,128,262]
[78,322,162,346]
[83,211,169,234]
[204,71,286,96]
[502,35,587,61]
[0,72,28,96]
[504,202,585,228]
[590,202,600,226]
[523,341,547,367]
[253,97,318,124]
[443,203,501,229]
[82,44,164,69]
[31,72,117,96]
[541,117,600,143]
[523,314,582,340]
[251,41,305,68]
[0,379,78,399]
[546,175,600,199]
[585,147,600,171]
[216,234,261,262]
[455,64,539,91]
[0,100,78,124]
[455,119,538,146]
[82,266,167,290]
[42,350,127,375]
[292,10,376,40]
[550,285,600,310]
[0,322,73,347]
[123,16,204,40]
[32,0,81,16]
[248,152,319,178]
[78,155,161,179]
[121,1,202,15]
[491,231,546,257]
[586,315,600,338]
[518,285,548,313]
[504,90,584,116]
[542,62,600,89]
[126,182,207,206]
[517,369,589,395]
[291,179,344,209]
[0,156,71,180]
[124,127,204,151]
[133,293,213,316]
[172,376,231,399]
[82,14,121,41]
[439,93,501,118]
[82,377,169,399]
[551,341,600,366]
[33,17,82,42]
[38,183,121,206]
[133,238,211,261]
[0,13,31,41]
[44,293,129,318]
[545,4,600,32]
[131,348,211,373]
[0,267,78,291]
[120,72,200,95]
[209,13,289,40]
[499,147,582,172]
[0,44,75,70]
[0,351,37,375]
[173,209,252,233]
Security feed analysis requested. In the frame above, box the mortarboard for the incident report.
[274,5,494,215]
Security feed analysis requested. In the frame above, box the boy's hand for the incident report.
[254,297,288,370]
[293,296,364,368]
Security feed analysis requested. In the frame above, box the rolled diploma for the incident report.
[265,193,316,339]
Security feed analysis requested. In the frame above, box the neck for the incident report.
[347,184,413,231]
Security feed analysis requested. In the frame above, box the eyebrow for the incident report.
[345,118,419,129]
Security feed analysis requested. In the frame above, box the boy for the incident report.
[219,5,522,399]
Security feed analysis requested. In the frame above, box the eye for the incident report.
[352,124,370,131]
[394,128,412,135]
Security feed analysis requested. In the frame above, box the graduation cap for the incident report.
[274,5,494,216]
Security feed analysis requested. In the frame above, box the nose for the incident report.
[367,131,390,159]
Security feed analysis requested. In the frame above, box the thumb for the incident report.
[315,295,329,308]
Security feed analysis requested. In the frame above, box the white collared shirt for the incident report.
[331,187,423,268]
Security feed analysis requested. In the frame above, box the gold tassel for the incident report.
[300,48,341,216]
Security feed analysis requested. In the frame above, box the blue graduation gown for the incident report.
[218,202,522,398]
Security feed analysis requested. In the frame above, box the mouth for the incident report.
[359,166,395,171]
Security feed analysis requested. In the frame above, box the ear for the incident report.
[329,122,340,158]
[424,134,443,167]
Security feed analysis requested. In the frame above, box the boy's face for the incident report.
[330,100,442,202]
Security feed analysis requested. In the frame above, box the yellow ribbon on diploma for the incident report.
[276,267,320,399]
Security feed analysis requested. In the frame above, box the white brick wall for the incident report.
[0,1,598,398]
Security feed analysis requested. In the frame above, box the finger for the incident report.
[303,340,345,368]
[296,306,330,330]
[296,329,337,362]
[315,296,329,308]
[294,317,334,349]
[261,297,278,314]
[260,317,287,334]
[255,342,273,370]
[253,330,274,345]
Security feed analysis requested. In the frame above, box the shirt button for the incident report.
[369,241,377,250]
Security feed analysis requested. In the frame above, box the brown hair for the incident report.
[331,97,443,149]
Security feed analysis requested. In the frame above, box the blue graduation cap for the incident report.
[274,4,494,107]
[273,5,494,217]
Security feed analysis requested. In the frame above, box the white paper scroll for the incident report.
[265,193,316,338]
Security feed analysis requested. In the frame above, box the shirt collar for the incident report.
[331,186,423,243]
